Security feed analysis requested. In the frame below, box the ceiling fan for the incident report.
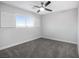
[33,1,52,13]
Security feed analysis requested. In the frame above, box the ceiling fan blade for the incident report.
[34,6,40,8]
[45,8,52,12]
[41,2,44,5]
[45,1,51,7]
[41,2,44,7]
[37,10,40,13]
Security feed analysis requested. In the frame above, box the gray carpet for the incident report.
[0,38,78,58]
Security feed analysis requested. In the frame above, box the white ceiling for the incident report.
[1,1,79,15]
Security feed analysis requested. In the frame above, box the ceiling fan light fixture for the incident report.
[34,1,52,13]
[40,7,45,11]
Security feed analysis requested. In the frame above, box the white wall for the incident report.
[0,3,41,50]
[0,2,78,51]
[42,8,78,44]
[77,7,79,55]
[0,6,1,27]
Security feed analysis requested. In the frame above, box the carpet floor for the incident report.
[0,38,78,58]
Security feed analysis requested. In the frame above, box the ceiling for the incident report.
[1,1,79,15]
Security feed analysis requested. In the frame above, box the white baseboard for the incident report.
[0,36,41,50]
[0,35,77,51]
[43,35,77,44]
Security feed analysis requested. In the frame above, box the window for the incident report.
[16,16,34,27]
[26,16,34,27]
[16,16,26,27]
